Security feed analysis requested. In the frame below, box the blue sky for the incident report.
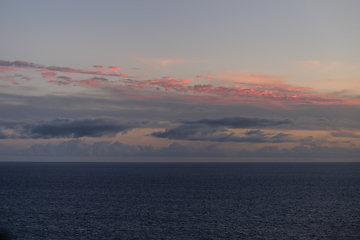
[1,0,360,161]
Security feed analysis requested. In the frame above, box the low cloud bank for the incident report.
[152,116,300,143]
[181,116,294,128]
[1,140,359,159]
[151,125,296,143]
[0,118,155,139]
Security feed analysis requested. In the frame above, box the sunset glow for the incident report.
[0,1,359,161]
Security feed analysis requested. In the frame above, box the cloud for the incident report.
[108,66,122,72]
[0,118,147,139]
[149,116,357,144]
[75,77,110,88]
[245,129,263,136]
[1,140,359,159]
[245,83,313,92]
[150,116,298,143]
[0,130,9,139]
[151,125,296,143]
[181,116,294,128]
[295,117,360,130]
[49,76,111,87]
[3,59,360,107]
[39,70,57,79]
[0,60,128,78]
[0,66,15,73]
[0,76,19,85]
[109,78,360,106]
[14,74,31,81]
[23,118,135,138]
[331,132,360,138]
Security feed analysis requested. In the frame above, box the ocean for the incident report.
[0,162,359,239]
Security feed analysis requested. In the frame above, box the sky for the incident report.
[0,0,360,161]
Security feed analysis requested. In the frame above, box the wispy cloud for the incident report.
[2,59,360,107]
[0,60,128,78]
[104,78,360,106]
[0,76,19,85]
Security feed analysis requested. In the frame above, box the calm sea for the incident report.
[0,162,359,239]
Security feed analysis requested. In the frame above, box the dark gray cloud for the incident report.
[91,77,108,81]
[150,116,296,143]
[151,125,226,140]
[245,129,264,136]
[58,76,72,81]
[295,117,360,130]
[150,117,354,144]
[0,130,9,139]
[331,132,360,138]
[23,118,133,138]
[1,93,360,130]
[0,118,157,139]
[1,140,359,159]
[151,125,296,143]
[0,119,24,129]
[181,116,294,128]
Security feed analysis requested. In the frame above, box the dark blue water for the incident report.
[0,162,359,239]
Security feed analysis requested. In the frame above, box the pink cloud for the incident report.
[108,66,122,73]
[0,76,19,85]
[137,77,193,91]
[93,65,104,70]
[39,70,57,79]
[2,59,359,108]
[108,78,360,106]
[196,75,214,80]
[49,76,112,88]
[96,74,360,106]
[0,66,15,73]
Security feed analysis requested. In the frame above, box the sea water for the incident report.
[0,162,359,239]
